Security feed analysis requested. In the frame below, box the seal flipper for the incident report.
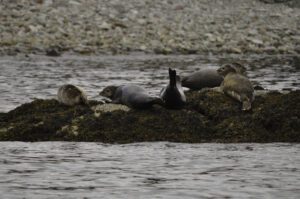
[225,90,252,111]
[242,99,251,111]
[225,90,242,102]
[79,95,93,113]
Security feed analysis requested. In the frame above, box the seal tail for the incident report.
[169,68,177,87]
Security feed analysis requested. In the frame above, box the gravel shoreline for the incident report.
[0,0,299,56]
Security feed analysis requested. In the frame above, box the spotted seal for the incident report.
[217,64,254,111]
[160,68,186,109]
[181,63,247,90]
[100,84,163,109]
[57,84,88,106]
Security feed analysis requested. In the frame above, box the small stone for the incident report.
[230,47,242,54]
[46,48,61,56]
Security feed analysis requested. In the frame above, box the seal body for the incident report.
[160,68,186,109]
[181,63,247,90]
[217,65,254,111]
[181,68,223,90]
[100,85,162,109]
[57,84,88,106]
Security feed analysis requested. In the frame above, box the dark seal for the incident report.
[181,68,224,90]
[160,68,186,109]
[100,84,163,109]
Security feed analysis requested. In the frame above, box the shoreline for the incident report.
[1,0,299,56]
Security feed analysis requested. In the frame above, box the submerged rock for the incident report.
[0,90,299,143]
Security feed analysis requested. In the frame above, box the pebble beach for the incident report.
[0,0,299,55]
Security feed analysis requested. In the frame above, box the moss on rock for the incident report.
[0,91,299,143]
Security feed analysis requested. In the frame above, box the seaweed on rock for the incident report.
[0,91,299,143]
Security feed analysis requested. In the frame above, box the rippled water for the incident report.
[0,55,300,198]
[0,142,299,198]
[0,54,299,112]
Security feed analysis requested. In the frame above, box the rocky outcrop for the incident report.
[0,90,299,143]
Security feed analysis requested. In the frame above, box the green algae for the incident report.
[0,91,299,143]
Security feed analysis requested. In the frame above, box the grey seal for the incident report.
[181,63,247,90]
[100,85,163,109]
[160,68,186,109]
[181,68,223,90]
[57,84,88,106]
[217,64,254,111]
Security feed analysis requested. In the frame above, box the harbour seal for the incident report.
[230,62,247,76]
[100,85,163,109]
[181,68,223,90]
[160,68,186,109]
[217,64,254,111]
[181,63,247,90]
[57,84,88,106]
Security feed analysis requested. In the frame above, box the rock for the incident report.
[92,104,130,117]
[0,90,299,143]
[46,47,61,56]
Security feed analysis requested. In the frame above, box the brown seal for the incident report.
[57,84,88,106]
[217,64,254,111]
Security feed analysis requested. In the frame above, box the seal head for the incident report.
[57,84,88,106]
[100,86,118,99]
[230,62,247,76]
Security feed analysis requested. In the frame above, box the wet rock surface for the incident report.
[0,90,299,143]
[0,0,299,55]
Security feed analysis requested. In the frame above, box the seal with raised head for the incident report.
[217,64,254,111]
[57,84,88,106]
[181,63,247,90]
[160,68,186,109]
[100,84,163,109]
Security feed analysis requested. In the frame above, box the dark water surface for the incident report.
[0,142,299,199]
[0,54,299,112]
